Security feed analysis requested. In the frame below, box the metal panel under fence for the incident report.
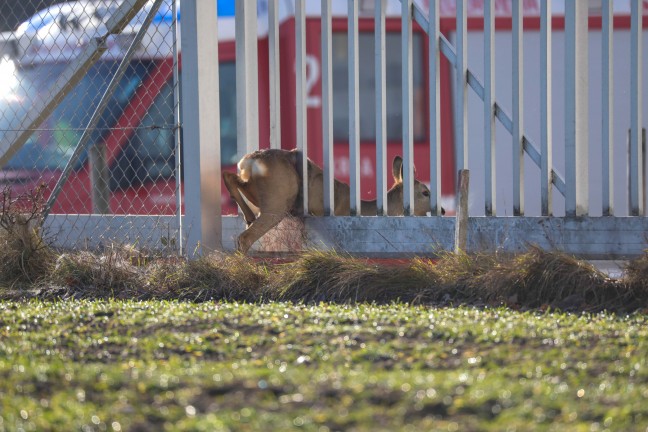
[0,0,183,253]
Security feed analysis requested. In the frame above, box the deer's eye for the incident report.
[422,190,430,197]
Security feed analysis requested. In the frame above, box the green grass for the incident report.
[1,300,647,431]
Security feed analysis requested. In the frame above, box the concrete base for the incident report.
[45,214,648,260]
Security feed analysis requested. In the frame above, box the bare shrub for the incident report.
[0,184,54,287]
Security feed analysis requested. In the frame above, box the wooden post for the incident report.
[454,169,469,253]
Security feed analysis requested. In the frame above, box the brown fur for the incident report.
[223,149,434,253]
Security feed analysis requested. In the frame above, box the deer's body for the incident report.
[223,148,433,253]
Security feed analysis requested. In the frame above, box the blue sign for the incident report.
[217,0,235,17]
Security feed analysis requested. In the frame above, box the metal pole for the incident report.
[565,0,589,217]
[602,0,614,216]
[630,0,643,216]
[181,0,222,254]
[402,0,414,215]
[455,0,467,176]
[429,0,442,216]
[541,0,553,216]
[322,0,334,215]
[349,0,361,215]
[295,0,308,215]
[268,0,281,150]
[484,0,496,216]
[512,0,524,216]
[235,0,259,155]
[172,0,183,254]
[375,0,387,216]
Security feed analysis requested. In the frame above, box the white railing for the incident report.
[176,0,648,258]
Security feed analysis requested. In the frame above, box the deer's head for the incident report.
[389,156,434,216]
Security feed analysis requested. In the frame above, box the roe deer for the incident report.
[223,148,438,254]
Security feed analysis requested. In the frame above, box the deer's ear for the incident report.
[392,156,403,182]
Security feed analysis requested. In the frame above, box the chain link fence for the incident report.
[0,0,185,253]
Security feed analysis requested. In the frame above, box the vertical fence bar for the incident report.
[630,0,644,216]
[602,0,614,216]
[322,0,334,215]
[235,0,259,155]
[455,0,468,176]
[296,0,308,215]
[540,0,553,216]
[268,0,281,149]
[402,0,414,215]
[429,0,442,215]
[375,0,388,215]
[512,0,524,215]
[349,0,361,215]
[172,0,183,253]
[181,0,221,254]
[565,1,589,216]
[484,0,496,216]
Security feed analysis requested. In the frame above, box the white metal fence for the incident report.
[1,0,647,258]
[198,0,648,258]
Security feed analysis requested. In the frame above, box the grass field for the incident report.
[1,300,647,431]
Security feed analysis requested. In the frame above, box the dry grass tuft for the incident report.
[50,249,144,299]
[147,252,270,302]
[413,250,505,303]
[408,247,642,311]
[623,252,648,290]
[271,250,434,304]
[620,252,648,309]
[498,247,614,309]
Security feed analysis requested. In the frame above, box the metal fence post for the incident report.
[512,0,524,216]
[484,0,496,216]
[181,0,222,255]
[455,0,468,176]
[602,0,614,216]
[630,0,644,216]
[375,0,388,216]
[349,0,361,215]
[565,0,589,217]
[295,0,308,216]
[401,0,414,215]
[541,0,553,216]
[429,0,442,216]
[268,0,281,150]
[236,0,259,155]
[322,0,334,215]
